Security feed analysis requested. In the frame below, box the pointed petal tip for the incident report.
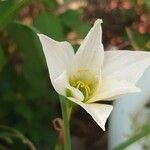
[37,33,45,41]
[91,104,113,131]
[66,97,113,131]
[37,33,46,40]
[103,128,105,131]
[94,19,103,25]
[100,105,113,131]
[37,33,42,37]
[101,125,105,131]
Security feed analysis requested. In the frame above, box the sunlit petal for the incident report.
[75,19,104,75]
[88,78,141,103]
[38,34,75,83]
[54,71,84,101]
[103,50,150,84]
[67,97,113,130]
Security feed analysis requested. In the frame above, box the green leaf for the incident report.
[113,125,150,150]
[64,0,70,4]
[75,23,92,38]
[15,103,33,122]
[144,0,150,9]
[0,0,29,30]
[34,11,64,40]
[0,46,6,71]
[61,10,81,28]
[7,22,50,98]
[130,0,137,5]
[42,0,57,10]
[132,31,150,51]
[61,10,91,38]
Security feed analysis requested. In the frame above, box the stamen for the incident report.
[69,69,99,102]
[75,81,91,100]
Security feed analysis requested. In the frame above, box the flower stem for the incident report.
[59,95,72,150]
[54,143,62,150]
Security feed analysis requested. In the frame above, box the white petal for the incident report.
[103,50,150,84]
[38,34,75,82]
[75,19,104,75]
[54,71,84,101]
[67,97,113,131]
[88,78,141,103]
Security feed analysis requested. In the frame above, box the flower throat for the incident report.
[69,69,99,102]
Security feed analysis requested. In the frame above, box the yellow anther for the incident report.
[75,81,91,100]
[69,69,99,102]
[84,86,89,99]
[85,85,90,93]
[76,81,84,89]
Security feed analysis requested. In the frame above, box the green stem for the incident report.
[55,142,62,150]
[59,95,72,150]
[113,125,150,150]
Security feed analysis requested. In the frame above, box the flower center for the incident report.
[69,69,99,102]
[72,80,91,100]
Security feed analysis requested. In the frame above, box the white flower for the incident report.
[38,19,150,131]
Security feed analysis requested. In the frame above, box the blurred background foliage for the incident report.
[0,0,150,150]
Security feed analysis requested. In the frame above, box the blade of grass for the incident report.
[125,27,140,50]
[0,125,37,150]
[113,124,150,150]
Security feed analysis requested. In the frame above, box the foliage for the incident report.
[0,125,36,150]
[0,0,149,149]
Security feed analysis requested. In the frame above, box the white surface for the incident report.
[108,67,150,150]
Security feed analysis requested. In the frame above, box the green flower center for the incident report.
[69,69,99,102]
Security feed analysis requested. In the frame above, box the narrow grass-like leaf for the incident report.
[113,125,150,150]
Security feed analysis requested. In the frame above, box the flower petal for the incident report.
[38,34,75,82]
[54,71,84,101]
[75,19,104,75]
[67,97,113,131]
[88,78,141,103]
[103,50,150,84]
